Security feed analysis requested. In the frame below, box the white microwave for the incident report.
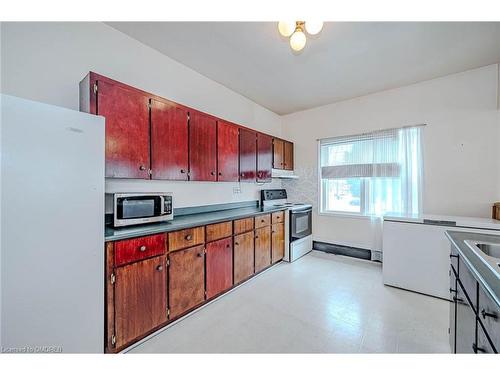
[110,193,173,227]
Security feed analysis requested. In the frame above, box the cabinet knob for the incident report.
[139,245,147,252]
[197,253,203,257]
[481,309,498,320]
[261,219,265,223]
[235,242,239,246]
[226,244,230,248]
[255,235,259,239]
[180,169,186,174]
[240,173,245,177]
[210,171,215,176]
[218,172,222,176]
[156,265,163,271]
[272,231,275,234]
[139,165,146,171]
[185,234,192,241]
[472,343,486,353]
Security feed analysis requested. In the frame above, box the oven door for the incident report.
[290,208,312,241]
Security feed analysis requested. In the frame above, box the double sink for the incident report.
[465,240,500,277]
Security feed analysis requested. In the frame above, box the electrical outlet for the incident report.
[233,186,241,194]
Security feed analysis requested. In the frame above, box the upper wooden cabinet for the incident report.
[273,138,284,169]
[82,74,150,179]
[257,133,273,182]
[189,110,217,181]
[284,141,294,170]
[80,72,294,182]
[239,128,257,182]
[150,99,189,180]
[273,138,294,171]
[217,120,239,182]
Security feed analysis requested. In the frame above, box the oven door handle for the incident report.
[292,208,312,214]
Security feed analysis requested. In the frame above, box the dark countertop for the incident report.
[446,230,500,308]
[105,205,286,242]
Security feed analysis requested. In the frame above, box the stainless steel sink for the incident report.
[464,240,500,275]
[474,243,500,259]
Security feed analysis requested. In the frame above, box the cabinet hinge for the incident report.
[148,169,152,176]
[93,83,98,95]
[110,273,116,284]
[166,259,170,267]
[187,113,190,121]
[111,334,116,347]
[204,248,207,254]
[204,291,207,297]
[147,102,152,109]
[167,308,170,316]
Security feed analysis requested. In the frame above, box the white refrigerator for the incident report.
[1,94,105,353]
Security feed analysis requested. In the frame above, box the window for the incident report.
[319,126,423,216]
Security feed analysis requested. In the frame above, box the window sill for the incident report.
[318,211,380,220]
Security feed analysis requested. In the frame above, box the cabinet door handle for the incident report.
[139,245,147,252]
[453,296,463,302]
[139,165,146,171]
[185,234,192,241]
[481,309,498,320]
[156,265,163,271]
[472,343,486,353]
[450,254,458,259]
[449,288,457,293]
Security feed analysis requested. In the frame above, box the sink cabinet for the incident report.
[449,245,499,353]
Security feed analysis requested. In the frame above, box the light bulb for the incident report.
[289,30,306,52]
[305,21,323,35]
[278,21,296,37]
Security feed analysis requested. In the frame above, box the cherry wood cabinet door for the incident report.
[206,237,233,299]
[271,223,285,263]
[284,141,294,170]
[150,99,189,180]
[217,120,239,182]
[114,255,167,349]
[255,226,271,273]
[257,133,273,182]
[168,245,205,319]
[97,79,150,179]
[189,111,217,181]
[234,231,255,284]
[239,128,257,182]
[273,138,284,169]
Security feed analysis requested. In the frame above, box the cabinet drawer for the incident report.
[114,233,166,267]
[206,221,232,242]
[458,256,478,312]
[168,227,204,252]
[478,285,499,352]
[234,217,254,234]
[255,214,271,229]
[272,211,285,224]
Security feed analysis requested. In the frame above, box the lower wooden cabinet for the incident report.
[206,237,233,299]
[255,226,271,273]
[168,245,205,319]
[271,223,285,263]
[114,255,167,349]
[234,231,255,284]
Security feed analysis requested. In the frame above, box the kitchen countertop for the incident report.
[446,230,500,308]
[105,205,286,242]
[384,214,500,231]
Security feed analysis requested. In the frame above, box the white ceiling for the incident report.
[107,22,500,115]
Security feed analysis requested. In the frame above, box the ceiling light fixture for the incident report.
[278,21,323,52]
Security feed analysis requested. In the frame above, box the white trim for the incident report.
[317,210,375,220]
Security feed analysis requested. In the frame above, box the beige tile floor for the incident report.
[129,250,451,353]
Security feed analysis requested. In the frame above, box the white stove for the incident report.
[261,189,313,262]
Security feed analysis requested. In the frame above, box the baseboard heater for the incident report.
[313,241,381,262]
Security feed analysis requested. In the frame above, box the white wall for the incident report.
[0,22,282,208]
[282,65,500,251]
